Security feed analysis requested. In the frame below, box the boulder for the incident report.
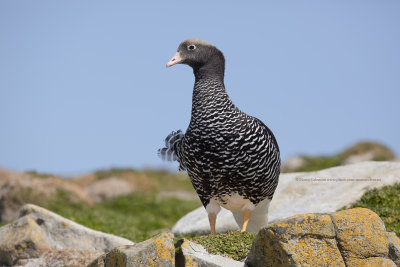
[388,232,400,266]
[245,208,397,267]
[331,208,388,262]
[172,161,400,235]
[14,248,102,267]
[175,239,244,267]
[88,232,175,267]
[0,216,50,265]
[84,177,134,203]
[0,204,133,266]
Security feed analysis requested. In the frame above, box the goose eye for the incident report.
[187,45,196,50]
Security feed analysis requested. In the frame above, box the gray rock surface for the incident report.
[176,239,244,267]
[0,216,50,265]
[388,232,400,266]
[88,232,175,267]
[14,249,102,267]
[0,204,133,265]
[172,161,400,235]
[19,204,134,251]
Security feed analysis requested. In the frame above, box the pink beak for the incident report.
[166,52,182,68]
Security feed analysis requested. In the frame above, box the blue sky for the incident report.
[1,1,399,175]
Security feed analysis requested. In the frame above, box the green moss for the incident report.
[344,183,400,236]
[187,231,256,261]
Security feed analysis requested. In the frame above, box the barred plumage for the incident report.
[158,130,184,162]
[159,39,280,233]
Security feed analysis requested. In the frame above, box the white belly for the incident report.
[215,193,255,212]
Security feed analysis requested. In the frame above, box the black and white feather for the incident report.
[158,130,184,162]
[158,39,281,232]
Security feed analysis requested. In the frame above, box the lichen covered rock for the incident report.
[246,213,345,266]
[331,208,388,262]
[0,216,50,265]
[88,232,175,267]
[246,208,397,267]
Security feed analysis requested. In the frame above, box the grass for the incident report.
[45,190,201,242]
[346,183,400,236]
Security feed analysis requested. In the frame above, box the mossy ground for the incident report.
[346,182,400,236]
[177,231,256,261]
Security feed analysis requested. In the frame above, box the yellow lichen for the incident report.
[183,255,198,267]
[147,257,155,267]
[332,208,388,260]
[272,213,335,239]
[153,232,174,264]
[346,257,396,267]
[287,237,345,266]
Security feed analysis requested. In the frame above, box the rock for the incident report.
[173,161,400,235]
[280,156,306,172]
[88,232,175,267]
[0,216,50,265]
[0,204,133,265]
[345,257,396,267]
[269,161,400,221]
[343,151,375,165]
[14,248,102,267]
[331,208,388,262]
[84,177,134,203]
[245,208,397,267]
[388,232,400,266]
[0,169,92,222]
[175,239,244,267]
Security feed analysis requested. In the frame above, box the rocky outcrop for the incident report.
[88,232,175,267]
[173,161,400,235]
[0,204,133,266]
[245,208,398,267]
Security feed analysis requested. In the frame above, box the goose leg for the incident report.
[241,210,251,232]
[208,213,217,235]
